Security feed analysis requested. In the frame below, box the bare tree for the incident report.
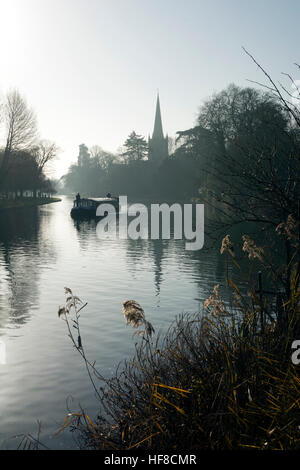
[243,48,300,127]
[32,140,59,175]
[90,145,118,170]
[177,77,300,296]
[0,90,38,185]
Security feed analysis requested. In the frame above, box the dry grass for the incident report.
[59,283,300,451]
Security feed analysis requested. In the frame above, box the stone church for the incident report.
[148,94,169,163]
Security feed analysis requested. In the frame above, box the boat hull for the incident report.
[70,199,120,219]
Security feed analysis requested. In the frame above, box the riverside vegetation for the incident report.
[0,90,59,204]
[50,217,299,451]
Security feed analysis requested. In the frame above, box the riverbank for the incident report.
[0,197,62,212]
[71,299,300,451]
[58,252,300,452]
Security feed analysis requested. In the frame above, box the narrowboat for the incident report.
[70,193,120,218]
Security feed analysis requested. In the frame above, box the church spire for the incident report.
[149,92,168,164]
[152,93,164,139]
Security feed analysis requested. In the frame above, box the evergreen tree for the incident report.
[122,131,148,163]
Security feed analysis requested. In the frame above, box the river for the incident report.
[0,196,231,449]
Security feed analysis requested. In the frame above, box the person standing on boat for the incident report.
[76,193,81,207]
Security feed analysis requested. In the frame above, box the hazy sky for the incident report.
[0,0,299,177]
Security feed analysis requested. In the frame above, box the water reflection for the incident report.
[0,197,232,450]
[0,207,56,331]
[72,210,224,305]
[0,201,232,336]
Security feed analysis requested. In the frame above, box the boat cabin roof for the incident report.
[73,197,119,208]
[88,197,118,202]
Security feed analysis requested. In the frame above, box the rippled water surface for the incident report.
[0,196,229,449]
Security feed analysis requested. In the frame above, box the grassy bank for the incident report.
[0,197,61,211]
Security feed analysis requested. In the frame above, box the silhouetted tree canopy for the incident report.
[122,131,148,164]
[1,150,56,197]
[62,84,299,213]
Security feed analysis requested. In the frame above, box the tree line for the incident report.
[63,128,197,199]
[63,81,300,209]
[0,90,58,199]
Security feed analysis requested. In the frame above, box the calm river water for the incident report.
[0,196,230,449]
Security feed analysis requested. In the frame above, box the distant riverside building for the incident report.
[148,94,169,163]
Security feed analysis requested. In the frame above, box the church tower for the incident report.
[148,94,169,163]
